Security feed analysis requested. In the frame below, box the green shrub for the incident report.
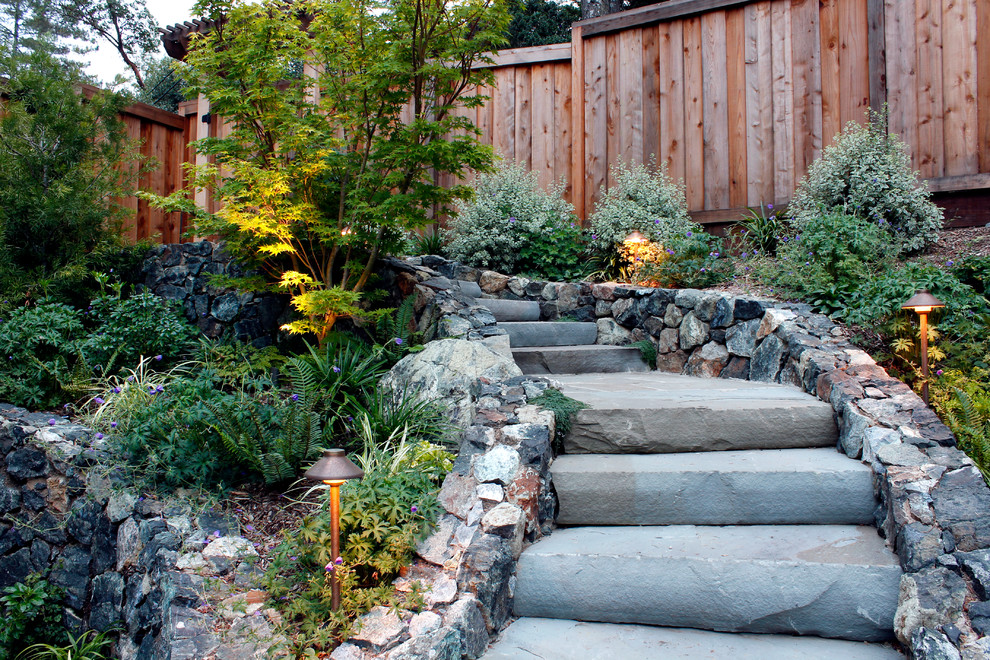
[789,113,943,255]
[194,338,288,381]
[0,574,67,660]
[82,292,197,368]
[588,160,693,261]
[265,434,451,652]
[445,162,585,279]
[639,230,733,289]
[18,629,115,660]
[737,203,789,256]
[0,302,84,409]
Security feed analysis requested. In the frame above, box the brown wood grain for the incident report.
[493,67,516,161]
[867,0,887,115]
[659,21,686,186]
[122,116,142,244]
[978,0,990,173]
[554,63,574,203]
[746,1,774,205]
[532,63,555,189]
[585,36,608,216]
[790,0,822,181]
[838,0,870,126]
[571,25,587,220]
[819,0,841,148]
[577,0,753,37]
[941,0,978,176]
[514,66,533,170]
[702,11,729,209]
[725,7,748,207]
[619,28,645,165]
[642,25,662,165]
[916,0,945,178]
[770,0,794,205]
[885,0,918,157]
[606,34,621,187]
[683,16,705,209]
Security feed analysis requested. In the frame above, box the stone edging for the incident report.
[369,256,990,660]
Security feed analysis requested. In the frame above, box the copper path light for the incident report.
[901,289,945,406]
[304,448,364,610]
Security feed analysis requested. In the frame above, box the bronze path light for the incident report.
[304,448,364,610]
[901,289,945,406]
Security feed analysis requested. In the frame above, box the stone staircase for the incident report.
[482,370,905,658]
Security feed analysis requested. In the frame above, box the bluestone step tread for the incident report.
[482,618,904,660]
[512,345,650,375]
[554,372,837,453]
[553,448,877,525]
[513,525,901,641]
[499,321,598,347]
[472,298,541,322]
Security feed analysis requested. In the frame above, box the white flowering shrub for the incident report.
[589,160,694,249]
[789,114,943,255]
[445,163,583,279]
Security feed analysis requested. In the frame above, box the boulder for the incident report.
[684,342,729,378]
[678,312,708,350]
[596,318,633,346]
[382,339,521,428]
[894,566,968,646]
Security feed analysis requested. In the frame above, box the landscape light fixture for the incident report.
[624,230,648,244]
[304,448,364,610]
[901,289,945,406]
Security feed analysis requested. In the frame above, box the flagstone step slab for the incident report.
[512,345,650,375]
[513,525,901,641]
[473,298,541,322]
[482,618,905,660]
[554,372,837,453]
[553,448,876,525]
[500,321,598,347]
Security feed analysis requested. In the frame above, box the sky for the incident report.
[82,0,198,88]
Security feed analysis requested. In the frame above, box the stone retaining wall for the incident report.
[0,405,282,659]
[141,242,289,346]
[383,255,990,660]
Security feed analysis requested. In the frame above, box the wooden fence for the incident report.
[153,0,990,241]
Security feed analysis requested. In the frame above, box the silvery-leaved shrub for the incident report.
[589,160,693,250]
[789,113,943,255]
[445,162,579,277]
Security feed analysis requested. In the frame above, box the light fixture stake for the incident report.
[902,290,945,406]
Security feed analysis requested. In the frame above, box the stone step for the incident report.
[455,280,483,297]
[473,298,541,322]
[553,448,876,525]
[513,525,901,642]
[554,372,837,453]
[482,618,905,660]
[500,321,598,347]
[513,345,650,375]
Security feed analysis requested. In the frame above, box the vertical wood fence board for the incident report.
[770,0,794,204]
[571,26,587,220]
[585,36,608,215]
[819,0,841,148]
[619,28,645,165]
[916,0,945,178]
[839,0,870,126]
[554,63,574,202]
[867,0,887,115]
[725,7,748,208]
[702,11,730,209]
[605,34,621,187]
[514,67,533,170]
[683,16,705,209]
[885,0,918,157]
[532,63,555,188]
[493,67,516,160]
[745,1,775,205]
[642,25,662,165]
[658,21,686,186]
[941,0,978,176]
[979,0,990,173]
[790,0,823,179]
[123,116,142,244]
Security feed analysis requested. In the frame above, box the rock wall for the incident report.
[141,242,290,346]
[0,404,282,659]
[390,255,990,660]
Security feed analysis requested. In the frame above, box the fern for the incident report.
[946,387,990,482]
[529,388,588,452]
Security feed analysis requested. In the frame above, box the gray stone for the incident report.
[6,447,48,479]
[438,315,472,338]
[750,334,788,383]
[734,298,770,321]
[212,292,241,322]
[877,443,929,467]
[49,546,90,609]
[444,596,489,659]
[839,404,874,459]
[106,491,137,522]
[955,549,990,599]
[215,617,282,660]
[894,566,968,646]
[657,328,679,354]
[931,466,990,552]
[693,295,720,322]
[352,606,408,650]
[862,427,902,465]
[514,345,650,375]
[500,321,596,348]
[382,340,521,428]
[408,611,442,638]
[386,626,462,660]
[514,525,900,641]
[473,445,520,485]
[554,448,876,526]
[0,487,20,513]
[417,515,458,565]
[726,319,760,358]
[711,296,735,328]
[117,517,141,570]
[90,572,125,631]
[476,298,539,322]
[476,483,504,503]
[684,342,729,378]
[426,574,458,606]
[481,503,526,558]
[719,357,750,380]
[330,643,367,660]
[456,534,513,631]
[678,312,708,350]
[0,547,33,588]
[595,318,633,346]
[502,424,551,472]
[673,289,704,309]
[202,536,259,561]
[757,308,797,339]
[896,523,945,572]
[663,304,683,327]
[910,628,962,660]
[438,472,477,519]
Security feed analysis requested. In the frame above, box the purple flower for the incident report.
[686,231,692,237]
[94,397,105,405]
[96,433,104,440]
[154,355,163,361]
[654,219,660,224]
[112,387,120,394]
[936,369,944,376]
[64,404,71,409]
[741,252,748,258]
[394,338,403,345]
[335,557,343,565]
[325,562,334,572]
[332,365,341,373]
[213,530,221,537]
[767,204,774,210]
[508,217,516,223]
[48,418,56,426]
[246,525,255,531]
[591,234,598,240]
[291,394,299,402]
[111,421,117,428]
[947,260,954,267]
[411,505,418,513]
[289,556,298,561]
